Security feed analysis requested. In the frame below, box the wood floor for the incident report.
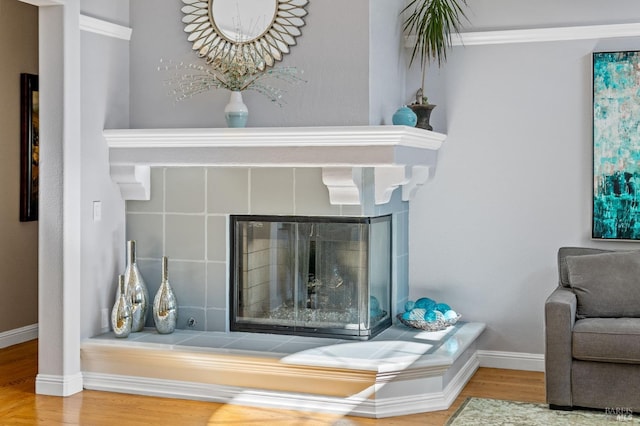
[0,340,545,425]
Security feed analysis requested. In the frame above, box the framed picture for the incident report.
[592,51,640,239]
[20,73,39,222]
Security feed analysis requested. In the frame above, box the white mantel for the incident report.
[104,126,446,206]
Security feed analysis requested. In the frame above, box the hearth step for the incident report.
[81,322,485,418]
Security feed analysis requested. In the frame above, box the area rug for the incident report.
[446,397,637,425]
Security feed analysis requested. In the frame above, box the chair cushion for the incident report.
[573,318,640,363]
[565,250,640,318]
[557,247,611,288]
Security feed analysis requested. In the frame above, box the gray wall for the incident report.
[408,0,640,355]
[79,1,130,339]
[130,0,372,128]
[0,0,38,334]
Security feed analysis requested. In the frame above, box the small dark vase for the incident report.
[409,104,436,131]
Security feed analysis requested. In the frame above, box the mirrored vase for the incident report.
[124,240,149,332]
[111,275,132,338]
[153,256,178,334]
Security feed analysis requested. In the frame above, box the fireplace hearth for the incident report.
[230,215,392,340]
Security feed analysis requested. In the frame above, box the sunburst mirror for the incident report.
[181,0,309,70]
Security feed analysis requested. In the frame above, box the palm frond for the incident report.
[403,0,468,68]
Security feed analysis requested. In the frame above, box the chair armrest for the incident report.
[545,286,576,407]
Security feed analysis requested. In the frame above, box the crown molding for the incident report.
[80,14,132,41]
[406,22,640,47]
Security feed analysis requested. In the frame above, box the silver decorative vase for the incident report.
[111,275,132,338]
[124,240,149,332]
[153,256,178,334]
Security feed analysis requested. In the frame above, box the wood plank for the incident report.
[0,340,545,425]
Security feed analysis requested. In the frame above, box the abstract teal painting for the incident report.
[593,51,640,239]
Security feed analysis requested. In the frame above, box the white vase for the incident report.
[224,91,248,128]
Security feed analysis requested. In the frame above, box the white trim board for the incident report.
[82,354,480,419]
[477,350,545,372]
[406,22,640,47]
[79,14,132,41]
[0,324,38,349]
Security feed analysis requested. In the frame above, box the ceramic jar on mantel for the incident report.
[392,105,418,127]
[123,240,149,332]
[224,91,249,128]
[153,256,178,334]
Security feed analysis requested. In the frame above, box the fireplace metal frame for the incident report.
[229,214,392,340]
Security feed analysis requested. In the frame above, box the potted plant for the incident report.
[402,0,469,130]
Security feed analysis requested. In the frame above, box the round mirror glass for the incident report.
[211,0,277,43]
[182,0,308,69]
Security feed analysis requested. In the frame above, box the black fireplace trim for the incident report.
[229,214,393,341]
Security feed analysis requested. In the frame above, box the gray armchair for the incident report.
[545,247,640,410]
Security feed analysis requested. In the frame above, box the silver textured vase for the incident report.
[124,240,149,332]
[111,275,132,338]
[153,256,178,334]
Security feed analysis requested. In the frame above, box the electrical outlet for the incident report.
[101,308,109,330]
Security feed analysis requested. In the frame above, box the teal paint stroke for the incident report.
[593,51,640,239]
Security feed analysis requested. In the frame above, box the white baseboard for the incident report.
[36,372,83,397]
[477,350,545,372]
[0,324,38,349]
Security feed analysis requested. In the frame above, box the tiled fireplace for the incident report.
[115,127,446,334]
[126,166,408,334]
[83,126,487,418]
[230,214,392,339]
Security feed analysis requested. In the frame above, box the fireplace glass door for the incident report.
[230,215,392,339]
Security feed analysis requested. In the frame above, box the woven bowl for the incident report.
[396,313,461,331]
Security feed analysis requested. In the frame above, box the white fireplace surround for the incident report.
[104,126,446,206]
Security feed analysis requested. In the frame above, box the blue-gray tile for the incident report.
[175,307,206,331]
[206,262,228,310]
[223,338,282,352]
[179,333,237,348]
[166,260,206,308]
[250,168,294,214]
[207,168,249,214]
[166,168,205,213]
[126,213,163,258]
[165,214,205,260]
[206,308,227,332]
[207,215,228,262]
[294,168,340,216]
[135,330,194,345]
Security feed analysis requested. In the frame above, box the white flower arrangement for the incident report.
[159,52,304,105]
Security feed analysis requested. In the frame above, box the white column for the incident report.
[31,0,83,396]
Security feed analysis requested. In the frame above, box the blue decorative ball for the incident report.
[392,106,418,126]
[424,310,438,322]
[435,303,451,313]
[370,296,380,313]
[402,311,413,320]
[404,300,416,312]
[444,310,458,321]
[415,297,436,310]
